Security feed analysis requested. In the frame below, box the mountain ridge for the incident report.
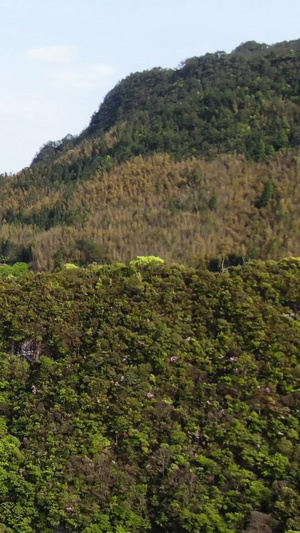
[33,37,300,166]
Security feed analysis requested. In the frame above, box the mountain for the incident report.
[2,38,300,269]
[2,39,300,533]
[35,37,300,165]
[1,258,300,532]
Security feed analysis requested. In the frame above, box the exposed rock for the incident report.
[11,339,45,363]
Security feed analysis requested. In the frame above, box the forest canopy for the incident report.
[0,259,300,531]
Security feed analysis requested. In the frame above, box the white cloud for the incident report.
[50,63,115,89]
[27,45,77,64]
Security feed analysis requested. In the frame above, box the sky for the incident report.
[1,0,300,173]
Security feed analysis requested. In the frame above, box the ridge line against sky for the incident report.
[0,0,300,174]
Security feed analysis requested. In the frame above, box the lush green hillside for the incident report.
[0,259,300,531]
[86,39,300,162]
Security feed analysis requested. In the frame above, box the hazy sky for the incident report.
[1,0,300,173]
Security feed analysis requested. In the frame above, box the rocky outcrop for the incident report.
[11,339,45,363]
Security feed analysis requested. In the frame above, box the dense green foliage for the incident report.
[0,262,29,278]
[87,39,300,162]
[1,259,300,531]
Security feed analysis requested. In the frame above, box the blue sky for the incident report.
[1,0,300,173]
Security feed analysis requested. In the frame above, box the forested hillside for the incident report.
[0,259,300,532]
[1,39,300,269]
[2,151,300,270]
[2,37,300,533]
[86,39,300,161]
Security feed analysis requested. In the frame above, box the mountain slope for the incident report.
[2,39,300,269]
[1,150,300,270]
